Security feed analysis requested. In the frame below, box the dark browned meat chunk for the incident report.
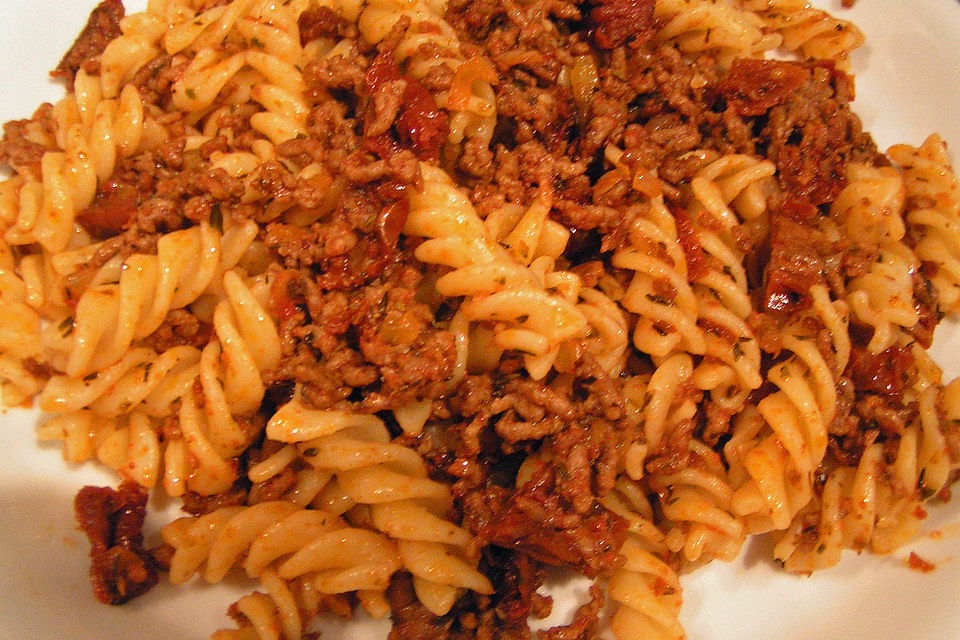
[762,199,824,313]
[847,345,916,398]
[52,0,125,82]
[720,59,806,117]
[591,0,656,49]
[74,483,159,605]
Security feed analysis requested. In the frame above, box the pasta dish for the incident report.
[0,0,958,638]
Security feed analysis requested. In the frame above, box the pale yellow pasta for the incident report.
[726,285,849,534]
[652,440,746,564]
[613,196,706,360]
[600,478,685,640]
[266,396,493,615]
[889,134,960,314]
[655,0,780,67]
[404,164,588,379]
[744,0,865,70]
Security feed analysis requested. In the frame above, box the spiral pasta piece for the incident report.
[359,0,497,146]
[404,164,588,379]
[651,440,746,563]
[685,155,769,410]
[655,0,780,67]
[265,396,494,615]
[845,240,920,354]
[163,501,399,637]
[744,0,865,70]
[889,135,960,314]
[776,349,954,571]
[725,284,850,533]
[41,222,254,377]
[599,477,685,640]
[613,196,705,360]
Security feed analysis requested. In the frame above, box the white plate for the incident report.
[0,1,959,639]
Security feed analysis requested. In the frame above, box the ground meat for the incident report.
[910,271,942,349]
[590,0,656,50]
[847,345,916,398]
[141,309,213,352]
[386,549,548,640]
[538,586,604,640]
[761,62,877,205]
[74,483,159,605]
[470,464,627,578]
[720,59,806,117]
[298,4,351,44]
[852,393,916,436]
[180,486,249,516]
[762,199,826,313]
[0,103,55,170]
[264,263,457,413]
[52,0,124,81]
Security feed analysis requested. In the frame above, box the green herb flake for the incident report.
[210,203,223,232]
[59,316,75,336]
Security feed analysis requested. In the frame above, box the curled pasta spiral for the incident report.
[358,0,497,146]
[743,0,865,70]
[41,222,254,378]
[599,478,685,640]
[725,284,850,534]
[685,155,771,410]
[612,196,705,360]
[655,0,780,67]
[38,269,280,497]
[830,163,907,247]
[265,396,494,615]
[651,440,746,564]
[628,353,698,455]
[888,135,960,314]
[38,410,164,489]
[163,501,401,637]
[4,80,153,251]
[775,349,954,572]
[845,240,920,354]
[404,165,588,379]
[0,242,49,406]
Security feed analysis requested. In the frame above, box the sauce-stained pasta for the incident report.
[2,0,960,639]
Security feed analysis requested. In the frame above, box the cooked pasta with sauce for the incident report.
[1,0,959,638]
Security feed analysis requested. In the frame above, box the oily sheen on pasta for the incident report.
[3,0,960,639]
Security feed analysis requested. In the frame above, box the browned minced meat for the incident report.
[141,309,213,353]
[386,549,552,640]
[910,269,943,349]
[846,345,917,398]
[264,263,457,413]
[52,0,125,82]
[74,483,159,605]
[179,485,250,517]
[466,464,627,578]
[590,0,656,50]
[0,103,55,171]
[298,4,352,44]
[759,62,877,205]
[538,586,604,640]
[762,198,827,314]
